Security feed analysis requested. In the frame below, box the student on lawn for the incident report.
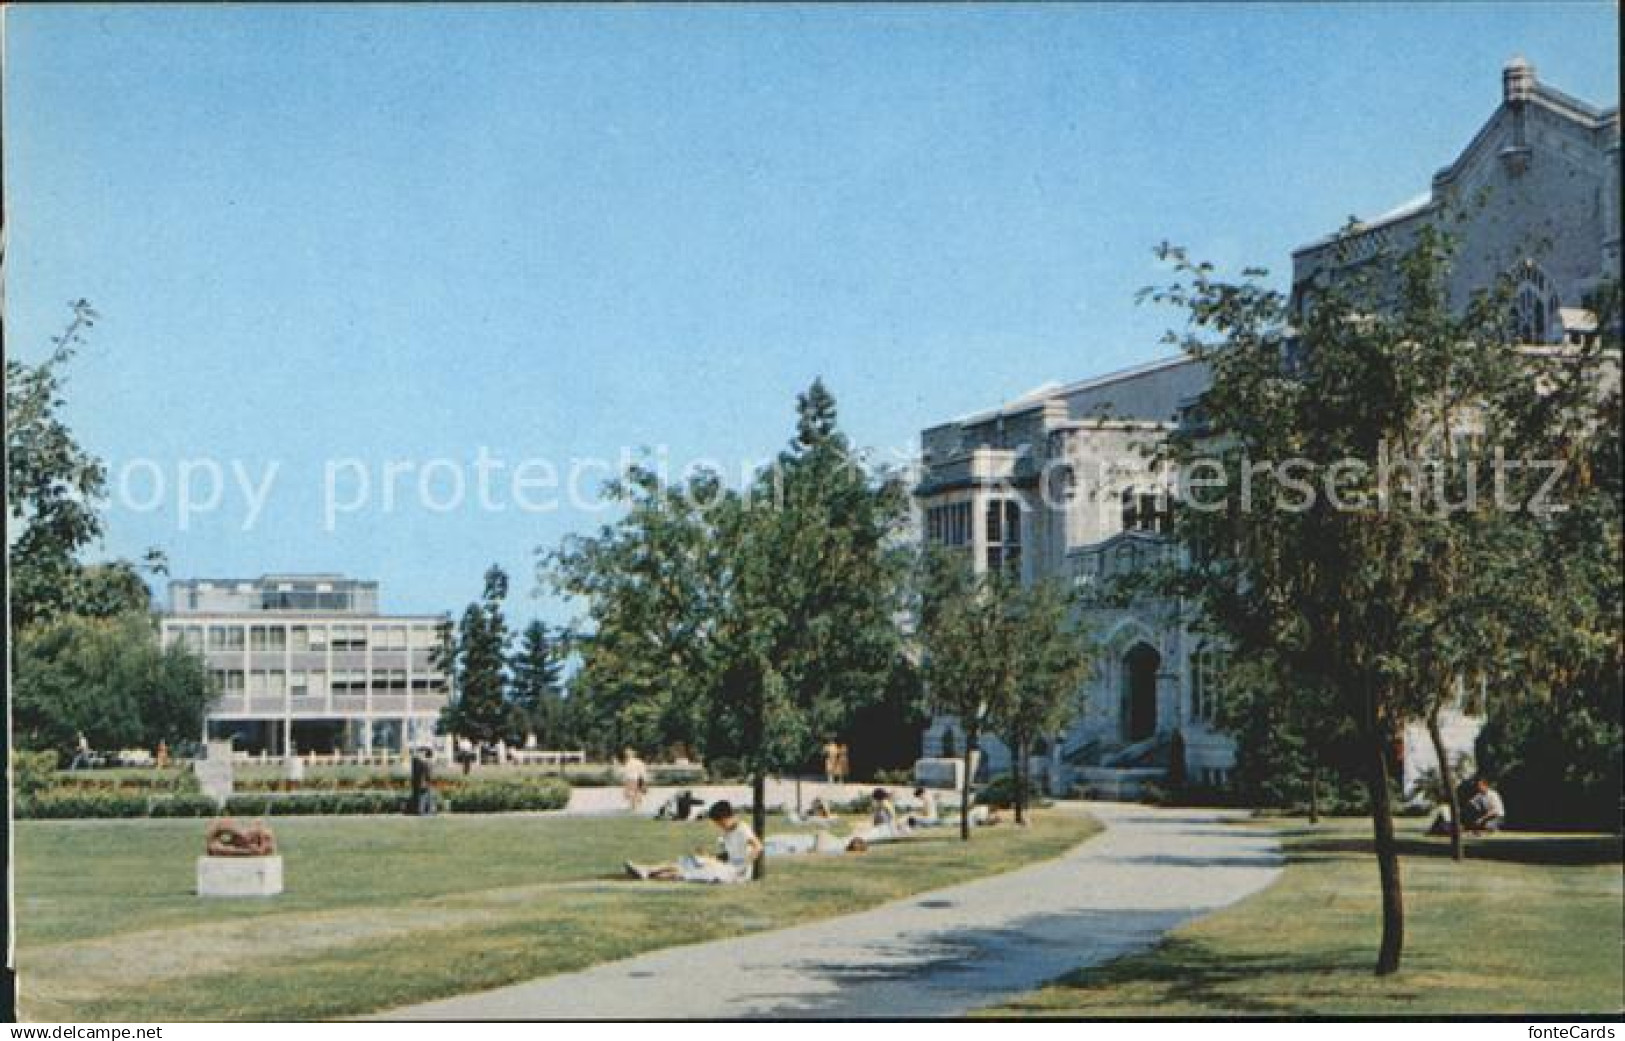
[908,786,942,828]
[625,800,762,883]
[1464,777,1506,832]
[1429,776,1506,836]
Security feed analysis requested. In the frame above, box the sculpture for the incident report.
[204,817,277,857]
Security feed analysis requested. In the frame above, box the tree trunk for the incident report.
[960,728,976,842]
[1308,762,1321,825]
[1365,731,1405,975]
[1426,706,1464,862]
[1013,737,1028,826]
[752,771,767,880]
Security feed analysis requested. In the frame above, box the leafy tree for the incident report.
[1146,225,1604,974]
[14,613,214,756]
[7,301,107,633]
[69,558,166,620]
[727,379,914,847]
[546,381,913,872]
[917,548,1017,841]
[438,566,516,746]
[546,466,730,758]
[992,577,1093,824]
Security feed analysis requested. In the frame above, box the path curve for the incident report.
[378,802,1282,1020]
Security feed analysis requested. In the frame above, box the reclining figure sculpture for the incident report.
[204,817,277,857]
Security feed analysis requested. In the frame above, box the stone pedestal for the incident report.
[197,856,283,897]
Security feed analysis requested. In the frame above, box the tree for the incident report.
[1146,225,1602,974]
[917,548,1016,841]
[438,566,516,746]
[509,620,567,746]
[546,466,731,758]
[729,379,914,849]
[545,381,913,873]
[14,612,214,756]
[7,300,107,634]
[992,577,1093,825]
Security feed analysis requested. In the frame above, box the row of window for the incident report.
[174,623,442,654]
[209,668,447,697]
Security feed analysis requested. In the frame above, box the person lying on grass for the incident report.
[625,800,763,883]
[765,831,872,857]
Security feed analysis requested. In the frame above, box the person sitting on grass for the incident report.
[907,786,942,828]
[625,800,762,883]
[851,788,911,844]
[787,797,839,829]
[655,789,707,821]
[1428,777,1506,836]
[1464,777,1505,833]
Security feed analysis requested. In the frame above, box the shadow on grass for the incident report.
[1012,936,1380,1016]
[1290,832,1623,867]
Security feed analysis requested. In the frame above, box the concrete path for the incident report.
[379,802,1283,1020]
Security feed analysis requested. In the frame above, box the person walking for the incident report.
[621,747,649,813]
[409,747,436,816]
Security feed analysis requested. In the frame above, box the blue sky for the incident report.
[6,3,1620,626]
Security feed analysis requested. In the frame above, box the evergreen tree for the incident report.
[438,566,515,746]
[510,620,567,746]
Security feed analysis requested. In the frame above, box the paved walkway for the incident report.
[379,802,1283,1020]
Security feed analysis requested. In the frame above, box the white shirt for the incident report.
[719,822,759,880]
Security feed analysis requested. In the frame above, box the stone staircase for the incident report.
[1058,733,1171,801]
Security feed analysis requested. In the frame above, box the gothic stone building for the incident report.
[916,59,1620,798]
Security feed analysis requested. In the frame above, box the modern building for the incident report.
[162,574,450,758]
[916,59,1620,797]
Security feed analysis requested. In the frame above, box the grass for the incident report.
[989,816,1624,1017]
[14,809,1098,1021]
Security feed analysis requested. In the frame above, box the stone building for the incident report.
[916,59,1620,798]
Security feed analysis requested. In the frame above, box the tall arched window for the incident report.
[1512,260,1562,345]
[1191,643,1226,724]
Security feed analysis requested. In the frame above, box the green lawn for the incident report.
[990,816,1624,1017]
[15,810,1098,1021]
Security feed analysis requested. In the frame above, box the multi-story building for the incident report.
[162,574,450,758]
[916,59,1619,797]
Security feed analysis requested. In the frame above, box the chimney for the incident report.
[1503,56,1536,104]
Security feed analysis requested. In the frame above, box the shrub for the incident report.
[223,790,406,816]
[17,790,149,819]
[977,772,1048,810]
[147,794,221,818]
[560,768,620,787]
[704,758,744,783]
[650,764,705,785]
[15,750,60,798]
[444,777,570,813]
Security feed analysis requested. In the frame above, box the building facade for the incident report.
[916,60,1620,797]
[162,574,450,758]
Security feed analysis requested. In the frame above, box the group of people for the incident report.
[627,784,1007,885]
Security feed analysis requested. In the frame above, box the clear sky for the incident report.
[6,3,1620,626]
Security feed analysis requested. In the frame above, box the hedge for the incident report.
[441,778,570,813]
[224,790,406,816]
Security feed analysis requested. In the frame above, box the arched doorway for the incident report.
[1122,643,1160,742]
